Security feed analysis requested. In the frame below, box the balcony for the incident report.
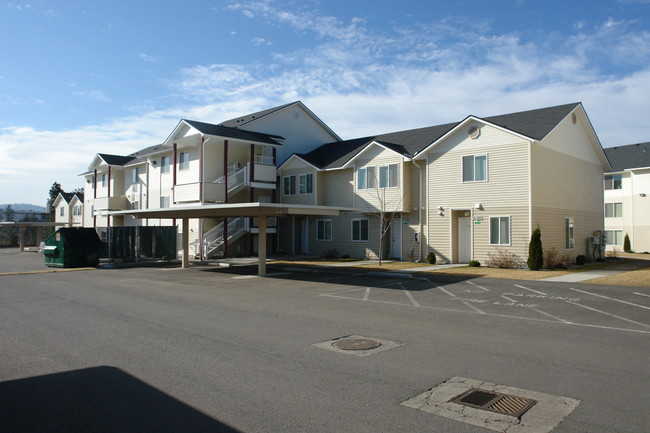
[94,196,128,211]
[174,182,226,203]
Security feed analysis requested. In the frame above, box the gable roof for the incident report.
[604,142,650,171]
[181,119,284,146]
[219,102,298,128]
[296,103,582,170]
[129,144,171,158]
[97,153,137,166]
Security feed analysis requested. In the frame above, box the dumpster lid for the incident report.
[56,228,104,250]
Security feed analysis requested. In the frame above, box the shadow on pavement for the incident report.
[0,366,242,433]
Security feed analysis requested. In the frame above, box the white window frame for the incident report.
[565,217,574,249]
[161,156,170,174]
[283,175,297,195]
[358,167,367,190]
[160,195,170,208]
[489,216,511,245]
[605,230,623,246]
[316,219,332,241]
[604,174,622,190]
[605,202,623,218]
[351,218,369,242]
[132,167,139,184]
[299,173,313,194]
[101,173,107,187]
[379,164,398,188]
[59,207,64,217]
[179,152,190,171]
[462,154,488,182]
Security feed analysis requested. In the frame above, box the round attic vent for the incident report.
[293,111,300,119]
[468,126,480,139]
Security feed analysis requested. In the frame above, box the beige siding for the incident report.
[353,146,410,212]
[531,113,606,258]
[322,169,354,207]
[308,212,382,259]
[426,121,531,263]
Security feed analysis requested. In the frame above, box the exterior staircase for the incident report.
[203,217,248,258]
[214,164,248,198]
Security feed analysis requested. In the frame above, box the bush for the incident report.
[624,234,632,253]
[468,260,481,267]
[544,248,573,269]
[486,250,525,269]
[426,252,436,264]
[575,255,586,265]
[527,226,543,270]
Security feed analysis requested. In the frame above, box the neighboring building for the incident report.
[80,101,340,256]
[53,192,84,227]
[279,102,610,264]
[603,142,650,253]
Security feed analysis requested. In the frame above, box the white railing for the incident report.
[254,154,274,165]
[214,166,248,193]
[202,217,248,258]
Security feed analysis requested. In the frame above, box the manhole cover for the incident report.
[332,338,381,351]
[450,388,537,418]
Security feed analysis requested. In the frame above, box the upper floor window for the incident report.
[605,230,623,246]
[132,167,139,184]
[357,166,376,190]
[161,156,170,174]
[605,202,623,218]
[379,164,398,188]
[160,195,170,208]
[101,173,107,187]
[59,207,64,217]
[179,152,190,171]
[462,154,487,182]
[284,174,312,195]
[299,174,313,194]
[490,216,510,245]
[604,174,622,190]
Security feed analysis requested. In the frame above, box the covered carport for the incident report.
[109,203,351,276]
[0,222,67,251]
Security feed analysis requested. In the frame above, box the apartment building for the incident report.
[603,142,650,253]
[53,192,84,227]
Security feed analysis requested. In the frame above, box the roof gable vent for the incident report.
[468,126,480,139]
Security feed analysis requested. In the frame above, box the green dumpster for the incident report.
[44,228,105,268]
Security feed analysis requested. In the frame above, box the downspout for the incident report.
[223,140,228,257]
[199,135,205,261]
[411,159,424,262]
[107,166,111,228]
[93,169,97,228]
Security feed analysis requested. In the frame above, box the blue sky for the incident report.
[1,0,649,205]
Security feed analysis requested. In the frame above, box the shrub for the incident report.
[575,255,586,265]
[527,226,543,270]
[468,260,481,267]
[544,248,573,269]
[426,252,436,264]
[486,250,524,269]
[624,234,632,253]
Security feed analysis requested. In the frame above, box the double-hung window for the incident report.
[462,155,487,182]
[59,207,64,217]
[358,167,376,190]
[132,167,139,184]
[317,219,332,241]
[605,230,623,245]
[605,203,623,218]
[379,164,398,188]
[489,216,510,245]
[160,196,170,208]
[352,219,369,241]
[161,156,170,174]
[604,174,622,190]
[283,175,297,195]
[565,217,574,249]
[179,152,190,171]
[101,173,107,187]
[299,174,313,194]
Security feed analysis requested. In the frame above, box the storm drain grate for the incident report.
[450,388,537,418]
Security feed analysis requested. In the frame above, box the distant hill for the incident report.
[0,203,47,213]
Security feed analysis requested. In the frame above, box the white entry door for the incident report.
[390,219,402,259]
[458,217,472,263]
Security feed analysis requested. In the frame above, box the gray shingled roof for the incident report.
[219,102,298,128]
[129,144,170,158]
[604,142,650,171]
[183,119,284,146]
[98,154,137,166]
[298,103,580,169]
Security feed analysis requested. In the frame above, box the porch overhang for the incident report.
[108,203,357,275]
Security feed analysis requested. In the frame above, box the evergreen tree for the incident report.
[47,182,64,221]
[3,205,15,222]
[623,233,632,253]
[527,226,543,270]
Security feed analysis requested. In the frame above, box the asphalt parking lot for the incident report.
[1,249,649,432]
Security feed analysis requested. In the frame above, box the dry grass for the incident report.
[582,266,650,288]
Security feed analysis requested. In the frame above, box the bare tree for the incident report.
[362,184,403,265]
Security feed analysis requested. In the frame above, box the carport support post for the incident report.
[258,216,267,276]
[19,227,26,252]
[182,218,189,269]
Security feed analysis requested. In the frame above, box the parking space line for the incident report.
[405,290,420,307]
[634,292,650,298]
[320,288,366,297]
[463,302,485,314]
[363,287,370,301]
[436,285,456,297]
[467,281,489,291]
[569,288,650,310]
[514,284,548,296]
[566,301,650,328]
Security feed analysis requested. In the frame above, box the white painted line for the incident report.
[634,292,650,298]
[566,301,650,328]
[436,284,456,298]
[232,275,259,279]
[466,280,489,291]
[569,288,650,310]
[531,308,572,323]
[319,288,366,297]
[514,284,548,296]
[405,290,420,307]
[363,287,371,301]
[463,302,486,314]
[501,294,517,303]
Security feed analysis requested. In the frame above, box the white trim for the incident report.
[351,218,369,242]
[340,140,406,169]
[489,215,512,246]
[316,218,333,241]
[461,154,488,183]
[277,153,321,171]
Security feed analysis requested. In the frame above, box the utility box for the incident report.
[43,228,105,268]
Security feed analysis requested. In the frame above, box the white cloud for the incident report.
[138,53,161,64]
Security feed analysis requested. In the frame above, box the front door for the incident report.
[458,216,472,263]
[390,218,402,259]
